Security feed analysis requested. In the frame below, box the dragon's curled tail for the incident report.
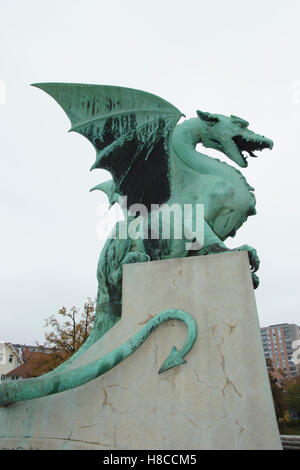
[0,309,197,406]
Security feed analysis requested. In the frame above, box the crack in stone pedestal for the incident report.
[234,419,255,440]
[206,414,227,431]
[192,368,224,395]
[101,379,117,413]
[217,338,242,399]
[226,323,237,334]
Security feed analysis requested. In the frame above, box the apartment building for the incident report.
[260,323,300,378]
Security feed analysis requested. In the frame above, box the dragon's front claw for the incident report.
[233,244,260,273]
[252,272,259,290]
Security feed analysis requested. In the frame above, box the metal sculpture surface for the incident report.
[0,84,273,406]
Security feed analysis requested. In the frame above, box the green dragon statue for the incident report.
[0,84,273,406]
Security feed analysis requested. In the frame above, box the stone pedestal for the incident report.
[0,252,282,450]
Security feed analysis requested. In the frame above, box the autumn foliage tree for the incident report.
[45,297,96,354]
[266,358,287,431]
[25,297,96,376]
[284,376,300,416]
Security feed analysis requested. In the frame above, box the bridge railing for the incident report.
[281,435,300,450]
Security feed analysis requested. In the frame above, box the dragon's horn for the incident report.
[196,110,219,123]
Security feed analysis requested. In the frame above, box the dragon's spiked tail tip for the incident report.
[158,346,186,374]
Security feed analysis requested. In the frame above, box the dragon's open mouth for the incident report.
[232,135,273,166]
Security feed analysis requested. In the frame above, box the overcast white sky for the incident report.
[0,0,299,344]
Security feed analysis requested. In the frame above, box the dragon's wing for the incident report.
[32,83,183,208]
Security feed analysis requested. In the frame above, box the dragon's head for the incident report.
[196,110,273,168]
